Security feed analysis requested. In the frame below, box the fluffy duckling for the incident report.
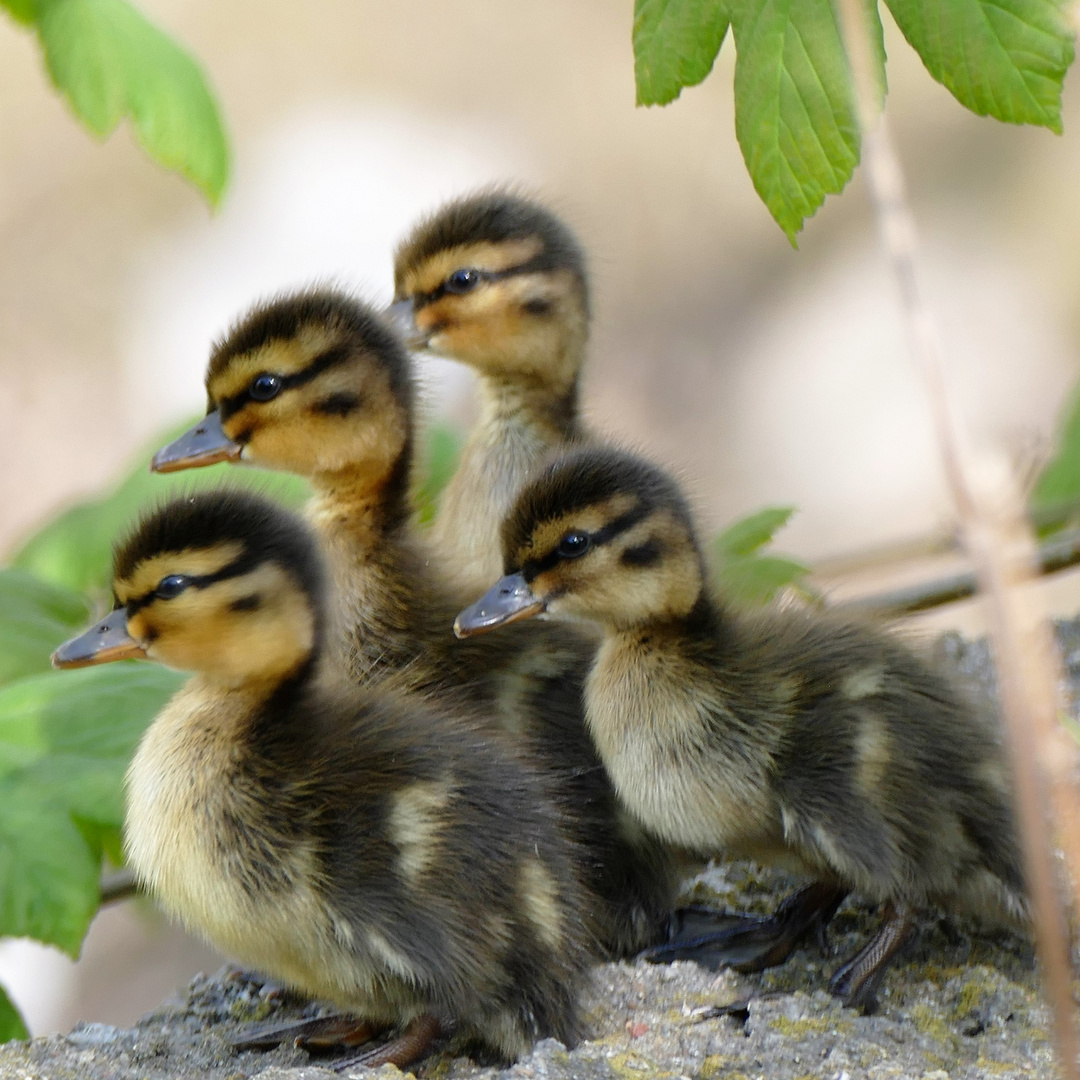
[392,191,589,592]
[53,490,591,1069]
[456,446,1026,1012]
[150,290,682,962]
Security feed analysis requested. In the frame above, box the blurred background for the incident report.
[1,0,1078,1038]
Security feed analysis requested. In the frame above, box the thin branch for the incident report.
[99,867,140,906]
[833,0,1079,1073]
[836,523,1080,616]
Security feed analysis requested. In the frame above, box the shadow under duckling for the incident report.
[456,445,1027,1013]
[53,490,592,1070]
[391,189,589,593]
[150,290,684,964]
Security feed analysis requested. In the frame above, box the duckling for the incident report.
[150,290,685,962]
[52,489,592,1069]
[455,445,1026,1012]
[391,190,589,592]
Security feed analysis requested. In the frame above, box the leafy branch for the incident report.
[0,0,230,205]
[633,0,1075,241]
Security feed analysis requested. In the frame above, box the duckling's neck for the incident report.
[476,371,582,444]
[615,593,720,638]
[309,455,412,542]
[305,456,445,682]
[195,653,319,704]
[431,370,583,593]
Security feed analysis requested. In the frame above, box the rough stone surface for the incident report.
[3,618,1077,1080]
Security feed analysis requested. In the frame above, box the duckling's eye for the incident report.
[557,532,590,559]
[154,575,191,600]
[446,269,481,294]
[249,373,283,402]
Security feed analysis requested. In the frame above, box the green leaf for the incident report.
[0,983,28,1044]
[415,422,464,526]
[633,0,730,105]
[885,0,1074,133]
[711,505,809,607]
[0,569,88,687]
[0,664,182,821]
[715,552,810,606]
[0,663,180,954]
[0,0,36,25]
[34,0,229,204]
[730,0,885,242]
[11,418,309,597]
[0,776,100,955]
[715,504,796,557]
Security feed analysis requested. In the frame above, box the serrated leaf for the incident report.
[730,0,885,242]
[0,664,182,823]
[0,776,100,955]
[0,983,28,1044]
[0,569,88,687]
[885,0,1074,133]
[715,505,796,557]
[0,663,179,954]
[0,0,36,25]
[715,552,810,606]
[11,418,308,597]
[634,0,730,105]
[34,0,229,204]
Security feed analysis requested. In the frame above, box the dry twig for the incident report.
[99,868,139,906]
[833,0,1080,1073]
[836,523,1080,616]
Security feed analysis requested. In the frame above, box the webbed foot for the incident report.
[232,1015,381,1052]
[641,882,847,973]
[330,1014,442,1072]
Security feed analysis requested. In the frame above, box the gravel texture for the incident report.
[1,618,1075,1080]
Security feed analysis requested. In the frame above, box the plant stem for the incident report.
[834,0,1080,1074]
[99,868,139,906]
[836,523,1080,616]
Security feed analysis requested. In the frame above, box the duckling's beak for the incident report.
[52,608,146,669]
[385,299,431,350]
[453,574,545,638]
[151,411,242,473]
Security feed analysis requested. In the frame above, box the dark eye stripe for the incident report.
[125,550,262,614]
[519,501,651,581]
[410,253,554,310]
[215,342,354,419]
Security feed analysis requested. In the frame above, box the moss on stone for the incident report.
[909,1002,956,1045]
[225,998,274,1023]
[607,1049,678,1079]
[955,978,987,1017]
[767,1015,852,1038]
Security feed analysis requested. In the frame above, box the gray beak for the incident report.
[454,573,546,638]
[151,411,242,473]
[385,299,431,350]
[52,608,147,668]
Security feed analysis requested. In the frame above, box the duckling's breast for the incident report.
[586,635,785,860]
[123,682,406,1015]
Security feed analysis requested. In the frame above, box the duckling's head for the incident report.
[53,491,323,686]
[153,290,413,494]
[392,191,588,388]
[455,447,705,636]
